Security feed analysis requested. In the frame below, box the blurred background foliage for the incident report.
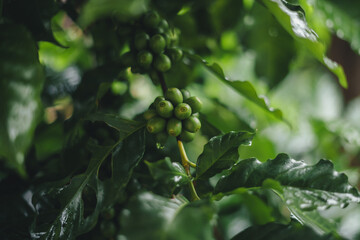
[1,0,360,239]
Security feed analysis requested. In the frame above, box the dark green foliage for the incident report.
[232,221,336,240]
[214,153,360,196]
[120,51,136,67]
[0,23,45,176]
[100,221,116,238]
[1,1,359,240]
[196,131,255,179]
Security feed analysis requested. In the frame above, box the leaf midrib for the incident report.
[41,123,145,238]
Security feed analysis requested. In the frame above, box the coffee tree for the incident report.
[1,0,360,239]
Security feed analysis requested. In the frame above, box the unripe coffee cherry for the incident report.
[153,96,165,106]
[174,103,192,120]
[134,32,150,50]
[149,34,166,54]
[165,88,183,105]
[162,34,171,47]
[179,130,195,142]
[147,117,166,133]
[154,54,171,72]
[137,50,153,68]
[183,116,201,133]
[157,19,169,33]
[143,11,161,28]
[180,89,191,100]
[185,96,203,113]
[120,51,136,67]
[156,100,174,118]
[143,109,157,120]
[167,47,183,62]
[167,118,182,137]
[158,19,169,31]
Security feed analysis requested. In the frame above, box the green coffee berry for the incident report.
[147,117,166,133]
[192,112,200,118]
[174,103,192,120]
[158,19,169,33]
[154,54,171,72]
[167,118,182,137]
[143,11,161,28]
[100,221,116,238]
[137,50,153,68]
[179,130,195,142]
[156,100,174,118]
[156,131,168,145]
[149,34,166,54]
[143,109,157,120]
[162,33,171,47]
[134,32,150,50]
[158,19,169,31]
[154,96,165,106]
[180,89,190,101]
[165,88,183,105]
[167,47,183,62]
[120,51,136,67]
[183,116,201,133]
[185,96,203,113]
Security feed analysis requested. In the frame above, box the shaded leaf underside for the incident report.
[31,115,145,239]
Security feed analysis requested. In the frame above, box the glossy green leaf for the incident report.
[232,221,337,240]
[120,192,215,240]
[186,53,285,121]
[196,131,255,179]
[215,154,359,196]
[214,154,360,234]
[0,23,45,176]
[258,0,347,88]
[145,157,190,192]
[311,0,360,55]
[3,0,61,44]
[286,200,338,234]
[79,0,149,27]
[31,117,145,239]
[86,113,145,136]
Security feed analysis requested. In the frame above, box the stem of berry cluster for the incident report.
[157,71,200,201]
[157,71,168,93]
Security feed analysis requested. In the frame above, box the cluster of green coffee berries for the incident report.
[144,88,202,143]
[120,10,183,75]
